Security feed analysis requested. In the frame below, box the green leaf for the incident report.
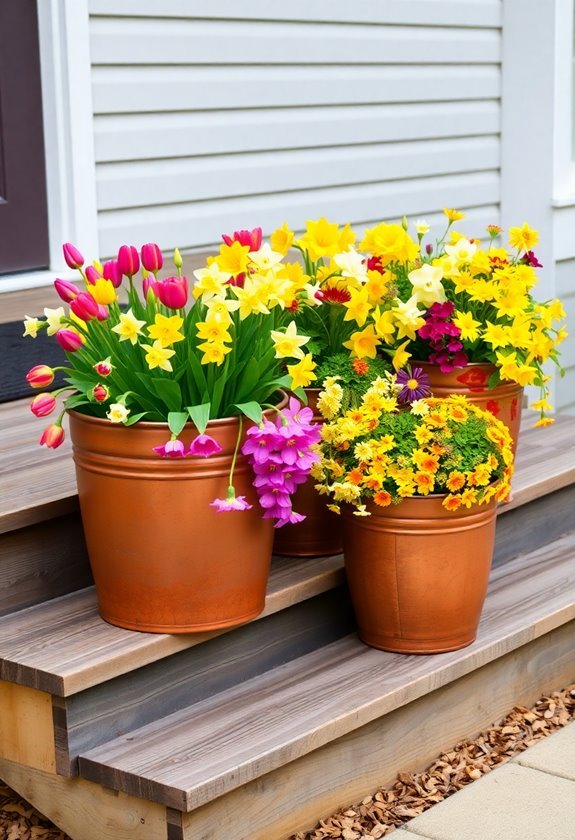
[168,411,189,436]
[291,387,307,403]
[150,378,182,411]
[64,393,91,410]
[234,401,263,425]
[124,412,148,426]
[187,402,211,434]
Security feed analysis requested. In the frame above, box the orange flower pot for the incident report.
[273,389,343,557]
[418,362,523,455]
[342,494,498,654]
[69,410,275,633]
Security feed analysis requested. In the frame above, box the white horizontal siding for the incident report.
[89,3,502,257]
[88,0,502,29]
[554,259,575,413]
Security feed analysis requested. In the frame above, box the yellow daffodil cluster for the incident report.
[314,380,514,515]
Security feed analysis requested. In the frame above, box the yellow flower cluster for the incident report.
[315,383,514,515]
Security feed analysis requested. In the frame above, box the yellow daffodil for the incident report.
[43,307,66,336]
[106,403,130,423]
[217,241,251,277]
[112,309,146,344]
[197,340,232,366]
[343,325,380,359]
[392,297,426,341]
[270,222,295,255]
[392,339,411,370]
[444,237,477,264]
[249,243,284,273]
[141,340,176,372]
[443,208,465,222]
[296,217,343,260]
[483,321,510,349]
[415,219,430,235]
[270,320,310,359]
[196,317,232,345]
[148,314,185,347]
[287,354,317,389]
[359,222,418,265]
[231,277,271,319]
[192,262,230,301]
[343,286,371,326]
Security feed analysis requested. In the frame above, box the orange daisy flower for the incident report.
[374,490,392,507]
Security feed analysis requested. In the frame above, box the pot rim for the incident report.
[67,390,287,430]
[414,359,496,369]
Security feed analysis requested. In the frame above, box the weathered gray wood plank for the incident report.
[78,532,575,811]
[0,552,345,696]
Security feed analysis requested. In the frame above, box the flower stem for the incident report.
[228,414,243,487]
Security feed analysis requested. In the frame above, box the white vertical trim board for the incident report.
[1,0,99,292]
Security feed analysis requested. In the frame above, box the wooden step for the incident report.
[77,530,575,813]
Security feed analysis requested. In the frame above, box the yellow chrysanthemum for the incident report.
[508,223,539,252]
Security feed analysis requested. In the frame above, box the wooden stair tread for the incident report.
[2,400,575,533]
[0,553,344,696]
[77,532,575,811]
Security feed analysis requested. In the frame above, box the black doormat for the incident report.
[1,321,67,403]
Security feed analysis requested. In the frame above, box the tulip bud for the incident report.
[54,278,79,303]
[93,358,113,377]
[96,304,109,321]
[30,393,57,417]
[117,245,140,278]
[141,243,163,274]
[155,276,188,309]
[92,383,109,403]
[401,216,408,231]
[102,259,123,288]
[62,243,84,270]
[173,247,183,269]
[56,328,84,352]
[143,274,159,300]
[85,265,102,285]
[26,365,55,388]
[425,243,434,255]
[40,423,65,449]
[70,292,99,321]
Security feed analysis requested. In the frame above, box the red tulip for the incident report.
[70,292,99,321]
[92,383,109,403]
[31,393,57,417]
[155,276,188,309]
[56,329,84,352]
[26,365,55,388]
[141,243,163,274]
[221,227,262,252]
[117,245,140,278]
[54,278,79,303]
[40,423,65,449]
[102,259,123,288]
[93,359,113,377]
[62,242,84,269]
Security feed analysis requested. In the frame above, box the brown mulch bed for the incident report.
[293,684,575,840]
[1,686,574,840]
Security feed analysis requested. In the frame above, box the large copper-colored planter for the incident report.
[69,410,274,633]
[342,495,498,654]
[418,362,523,455]
[273,389,343,557]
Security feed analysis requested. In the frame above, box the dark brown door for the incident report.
[0,0,49,274]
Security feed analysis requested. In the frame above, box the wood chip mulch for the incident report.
[292,684,575,840]
[1,685,574,840]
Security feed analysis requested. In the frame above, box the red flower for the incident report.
[26,365,55,388]
[40,423,65,449]
[141,243,163,274]
[321,286,351,303]
[117,245,140,278]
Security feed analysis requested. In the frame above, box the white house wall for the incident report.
[88,0,503,256]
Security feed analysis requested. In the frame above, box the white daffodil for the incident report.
[408,263,447,306]
[333,249,368,282]
[44,307,66,336]
[444,237,477,265]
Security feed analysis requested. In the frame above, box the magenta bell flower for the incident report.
[210,486,253,512]
[156,276,188,309]
[117,245,140,278]
[153,438,187,458]
[70,292,99,321]
[141,243,163,274]
[56,329,84,352]
[102,259,123,288]
[62,242,84,269]
[54,278,79,303]
[188,433,222,457]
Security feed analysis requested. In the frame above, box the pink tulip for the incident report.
[143,274,159,300]
[188,433,222,457]
[62,243,84,269]
[92,383,109,403]
[155,276,188,309]
[56,329,84,352]
[102,259,123,288]
[85,266,102,285]
[221,227,262,252]
[54,278,79,303]
[96,304,109,321]
[117,245,140,278]
[26,365,55,388]
[70,292,99,321]
[141,243,163,274]
[40,423,65,449]
[30,393,57,417]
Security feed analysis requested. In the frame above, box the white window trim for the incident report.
[553,0,575,203]
[1,0,98,292]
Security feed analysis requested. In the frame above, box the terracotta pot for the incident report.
[69,410,276,633]
[418,362,523,455]
[273,389,343,557]
[342,494,498,654]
